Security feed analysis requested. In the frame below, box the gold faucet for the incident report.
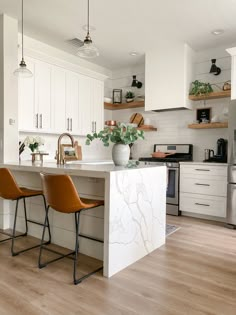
[57,133,75,164]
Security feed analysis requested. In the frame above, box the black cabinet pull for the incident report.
[195,183,210,186]
[195,202,210,207]
[195,169,210,171]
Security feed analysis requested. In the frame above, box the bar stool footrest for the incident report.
[39,246,76,268]
[74,266,103,285]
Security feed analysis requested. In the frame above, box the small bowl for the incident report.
[104,97,112,103]
[105,120,117,126]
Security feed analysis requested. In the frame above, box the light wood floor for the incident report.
[0,216,235,315]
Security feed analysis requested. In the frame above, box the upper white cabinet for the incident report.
[18,58,35,131]
[145,42,195,111]
[78,75,104,136]
[19,57,52,132]
[226,47,236,100]
[19,55,104,135]
[35,60,52,131]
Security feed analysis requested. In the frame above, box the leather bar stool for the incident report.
[39,173,104,285]
[0,168,51,256]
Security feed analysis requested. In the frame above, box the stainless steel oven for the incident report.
[139,144,193,216]
[140,161,180,215]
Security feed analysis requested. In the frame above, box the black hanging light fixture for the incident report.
[131,75,142,88]
[77,0,99,58]
[209,59,221,76]
[13,0,33,78]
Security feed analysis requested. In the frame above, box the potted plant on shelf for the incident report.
[189,80,213,96]
[86,123,144,166]
[125,91,135,103]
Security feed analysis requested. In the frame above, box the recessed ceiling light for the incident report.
[82,24,96,31]
[129,51,139,56]
[211,29,224,35]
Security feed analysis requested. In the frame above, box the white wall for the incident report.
[105,45,231,162]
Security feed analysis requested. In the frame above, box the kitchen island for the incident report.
[0,161,166,278]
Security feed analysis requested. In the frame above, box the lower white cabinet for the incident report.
[180,163,228,218]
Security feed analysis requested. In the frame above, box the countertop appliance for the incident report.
[227,102,236,228]
[204,138,227,163]
[139,144,193,216]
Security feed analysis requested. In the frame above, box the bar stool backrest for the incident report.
[0,168,22,200]
[40,173,85,213]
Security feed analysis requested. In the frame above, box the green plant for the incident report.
[189,80,213,96]
[125,91,135,99]
[86,123,144,147]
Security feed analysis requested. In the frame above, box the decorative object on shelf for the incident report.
[130,112,144,127]
[113,89,122,104]
[131,75,142,88]
[222,80,231,91]
[125,91,135,103]
[24,136,44,152]
[13,0,33,78]
[196,108,211,123]
[85,123,144,166]
[209,59,221,76]
[77,0,99,58]
[104,97,112,103]
[189,80,213,96]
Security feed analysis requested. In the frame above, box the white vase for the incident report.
[112,143,130,166]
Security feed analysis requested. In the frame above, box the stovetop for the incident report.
[139,154,193,163]
[139,144,193,163]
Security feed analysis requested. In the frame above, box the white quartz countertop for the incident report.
[179,161,228,166]
[1,160,166,179]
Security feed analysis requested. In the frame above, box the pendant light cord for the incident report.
[21,0,24,60]
[87,0,90,36]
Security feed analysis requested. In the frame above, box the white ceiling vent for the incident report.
[66,38,84,48]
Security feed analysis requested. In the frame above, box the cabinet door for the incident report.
[18,58,36,131]
[35,60,52,131]
[51,66,66,133]
[78,75,93,136]
[92,78,104,133]
[66,71,79,134]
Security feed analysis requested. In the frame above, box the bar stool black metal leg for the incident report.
[42,195,51,244]
[23,198,28,235]
[73,211,80,285]
[38,205,50,268]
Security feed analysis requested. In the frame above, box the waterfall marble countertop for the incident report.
[0,160,167,278]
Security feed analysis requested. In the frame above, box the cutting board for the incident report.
[130,113,144,127]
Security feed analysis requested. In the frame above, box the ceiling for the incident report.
[1,0,236,70]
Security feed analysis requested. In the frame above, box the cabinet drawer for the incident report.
[180,164,227,177]
[180,176,227,196]
[180,193,226,217]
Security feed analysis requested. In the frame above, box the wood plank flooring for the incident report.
[0,216,235,315]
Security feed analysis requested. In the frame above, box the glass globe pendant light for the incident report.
[13,0,33,78]
[77,0,99,58]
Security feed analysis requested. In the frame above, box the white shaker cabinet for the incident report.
[65,71,80,134]
[145,42,195,111]
[18,58,35,131]
[34,60,52,131]
[180,163,228,218]
[51,66,66,133]
[78,76,104,136]
[19,56,104,135]
[19,57,52,132]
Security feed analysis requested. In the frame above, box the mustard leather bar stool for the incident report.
[0,168,51,256]
[39,173,104,285]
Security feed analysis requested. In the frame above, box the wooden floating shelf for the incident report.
[188,122,228,129]
[188,90,231,101]
[104,101,144,110]
[137,126,157,131]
